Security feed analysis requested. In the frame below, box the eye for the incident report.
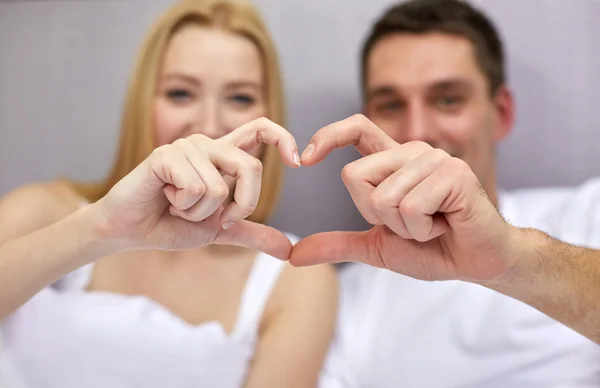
[436,96,463,109]
[228,94,256,106]
[374,100,405,114]
[381,101,403,111]
[166,88,193,103]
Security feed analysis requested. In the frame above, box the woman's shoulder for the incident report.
[259,244,338,342]
[3,180,82,212]
[277,262,338,300]
[2,179,79,204]
[264,231,338,314]
[0,180,83,240]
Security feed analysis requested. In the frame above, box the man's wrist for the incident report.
[478,226,548,294]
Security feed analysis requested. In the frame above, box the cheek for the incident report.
[369,116,406,143]
[436,108,485,155]
[365,106,399,141]
[153,99,190,146]
[439,109,495,180]
[368,115,406,144]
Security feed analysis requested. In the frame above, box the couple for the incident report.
[1,0,599,387]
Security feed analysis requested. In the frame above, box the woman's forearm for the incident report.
[0,204,117,319]
[484,228,600,344]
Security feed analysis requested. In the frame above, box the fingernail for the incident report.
[222,221,235,230]
[301,143,315,160]
[293,151,301,167]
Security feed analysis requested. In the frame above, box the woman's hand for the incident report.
[94,118,300,259]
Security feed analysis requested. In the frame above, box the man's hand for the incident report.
[291,114,517,283]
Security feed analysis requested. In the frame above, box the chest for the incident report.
[86,254,256,334]
[1,287,253,388]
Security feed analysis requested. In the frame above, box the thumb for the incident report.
[215,220,293,261]
[289,230,374,267]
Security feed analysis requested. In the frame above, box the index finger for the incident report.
[300,114,398,166]
[219,117,300,168]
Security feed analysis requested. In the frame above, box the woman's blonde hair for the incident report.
[68,0,285,224]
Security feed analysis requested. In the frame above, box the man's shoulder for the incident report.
[502,176,600,211]
[504,176,600,200]
[501,176,600,245]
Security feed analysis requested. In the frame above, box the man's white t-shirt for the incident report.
[319,177,600,388]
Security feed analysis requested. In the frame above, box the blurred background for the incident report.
[0,0,599,238]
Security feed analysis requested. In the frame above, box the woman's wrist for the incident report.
[67,201,131,267]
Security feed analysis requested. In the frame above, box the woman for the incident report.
[0,1,338,387]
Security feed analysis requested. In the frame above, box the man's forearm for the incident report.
[0,204,118,319]
[484,227,600,344]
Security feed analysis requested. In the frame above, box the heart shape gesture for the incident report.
[290,114,518,285]
[94,114,518,285]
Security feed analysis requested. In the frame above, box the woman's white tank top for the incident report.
[0,237,294,388]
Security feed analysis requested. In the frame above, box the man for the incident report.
[298,1,600,387]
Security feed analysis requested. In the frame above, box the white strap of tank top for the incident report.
[230,253,286,342]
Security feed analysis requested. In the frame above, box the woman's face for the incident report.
[154,24,267,155]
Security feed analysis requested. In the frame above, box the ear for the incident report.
[492,85,515,142]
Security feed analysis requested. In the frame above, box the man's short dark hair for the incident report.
[361,0,506,97]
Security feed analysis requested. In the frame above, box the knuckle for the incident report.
[188,133,210,146]
[187,183,206,196]
[351,113,368,125]
[253,116,271,129]
[445,157,471,176]
[258,116,271,125]
[368,191,389,214]
[245,158,264,175]
[430,147,450,160]
[341,163,359,185]
[151,144,169,157]
[406,140,432,154]
[365,214,383,226]
[208,183,229,201]
[172,138,188,148]
[425,148,451,163]
[149,145,171,166]
[398,197,420,218]
[456,157,472,172]
[367,194,380,213]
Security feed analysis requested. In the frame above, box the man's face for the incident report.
[364,32,513,192]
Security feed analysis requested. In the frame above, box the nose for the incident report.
[403,101,434,145]
[195,99,223,139]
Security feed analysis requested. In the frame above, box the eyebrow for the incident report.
[161,73,200,86]
[366,86,397,101]
[160,73,261,91]
[429,79,474,94]
[367,78,474,101]
[225,81,262,93]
